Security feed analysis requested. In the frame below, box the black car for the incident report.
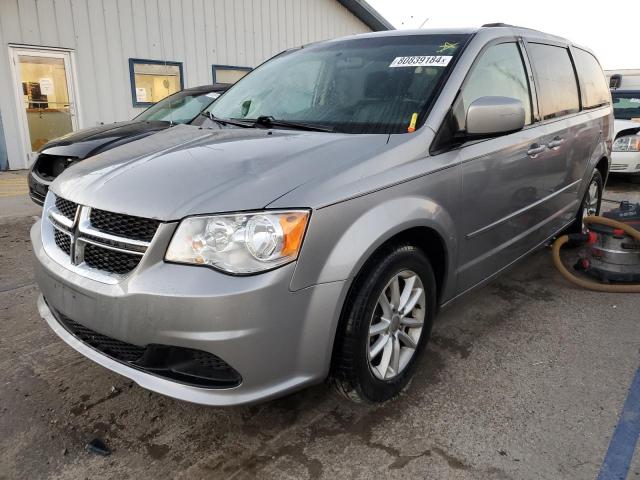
[28,84,229,205]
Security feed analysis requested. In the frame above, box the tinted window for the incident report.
[611,92,640,120]
[208,34,470,134]
[572,49,610,109]
[528,44,579,120]
[456,42,532,129]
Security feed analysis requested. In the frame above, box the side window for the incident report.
[527,43,580,119]
[572,49,610,109]
[455,42,532,130]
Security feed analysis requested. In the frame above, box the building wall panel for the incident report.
[0,0,372,169]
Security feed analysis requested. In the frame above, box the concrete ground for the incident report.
[0,171,639,479]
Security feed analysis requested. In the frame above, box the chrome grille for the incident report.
[55,196,78,221]
[46,194,160,277]
[90,208,160,242]
[84,243,142,274]
[54,229,71,255]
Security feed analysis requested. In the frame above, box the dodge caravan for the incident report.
[32,25,613,405]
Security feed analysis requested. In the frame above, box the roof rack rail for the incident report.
[481,22,512,27]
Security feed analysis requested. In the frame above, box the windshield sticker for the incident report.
[437,42,459,54]
[389,56,452,68]
[407,113,418,133]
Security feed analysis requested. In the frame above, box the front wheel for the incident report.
[331,244,437,403]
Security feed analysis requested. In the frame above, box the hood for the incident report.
[40,121,172,159]
[614,119,640,137]
[52,124,392,221]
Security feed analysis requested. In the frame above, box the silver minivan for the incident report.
[32,24,613,405]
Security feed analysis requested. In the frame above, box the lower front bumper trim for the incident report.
[46,298,242,389]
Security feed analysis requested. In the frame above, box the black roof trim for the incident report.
[337,0,394,31]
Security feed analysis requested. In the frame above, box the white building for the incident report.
[0,0,391,170]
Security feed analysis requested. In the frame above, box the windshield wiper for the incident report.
[198,112,255,128]
[237,115,334,132]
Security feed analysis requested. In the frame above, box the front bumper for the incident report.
[28,170,50,206]
[610,151,640,175]
[32,220,346,406]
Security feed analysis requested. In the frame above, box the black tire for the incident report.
[569,169,603,233]
[331,243,437,403]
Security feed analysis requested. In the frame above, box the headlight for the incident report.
[165,210,310,274]
[613,134,640,152]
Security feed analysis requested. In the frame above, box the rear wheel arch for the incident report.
[595,156,609,184]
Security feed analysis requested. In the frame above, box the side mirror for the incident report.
[609,74,622,90]
[465,96,525,137]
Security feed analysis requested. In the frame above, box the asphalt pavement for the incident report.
[0,171,638,479]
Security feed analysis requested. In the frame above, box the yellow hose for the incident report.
[551,216,640,293]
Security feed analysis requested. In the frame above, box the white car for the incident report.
[611,89,640,179]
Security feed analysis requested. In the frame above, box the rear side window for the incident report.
[528,43,579,120]
[455,42,532,129]
[572,49,610,109]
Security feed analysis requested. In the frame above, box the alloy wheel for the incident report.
[367,270,426,380]
[583,179,601,222]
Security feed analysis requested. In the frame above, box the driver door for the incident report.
[454,41,549,293]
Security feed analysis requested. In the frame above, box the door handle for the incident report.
[527,143,547,157]
[547,136,565,149]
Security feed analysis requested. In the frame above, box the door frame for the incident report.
[8,44,82,168]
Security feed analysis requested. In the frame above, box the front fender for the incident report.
[291,185,459,302]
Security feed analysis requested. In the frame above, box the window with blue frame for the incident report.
[212,65,252,85]
[129,58,184,107]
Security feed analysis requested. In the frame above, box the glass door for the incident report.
[10,48,78,164]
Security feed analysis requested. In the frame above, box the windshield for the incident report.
[612,92,640,120]
[135,90,219,123]
[207,34,469,134]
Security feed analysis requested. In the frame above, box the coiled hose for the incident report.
[551,216,640,293]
